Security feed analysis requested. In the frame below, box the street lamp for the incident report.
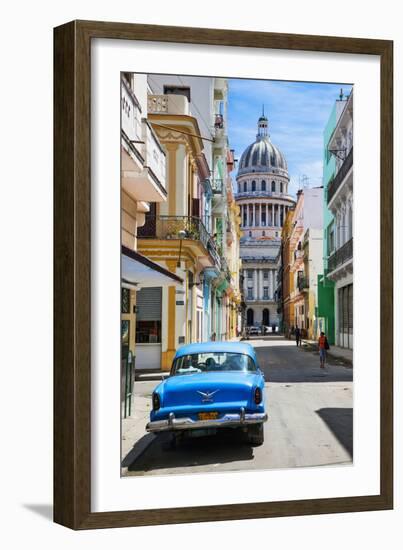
[177,229,187,268]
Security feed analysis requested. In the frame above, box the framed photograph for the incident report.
[54,20,393,529]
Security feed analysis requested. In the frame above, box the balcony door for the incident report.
[338,284,353,349]
[138,202,156,237]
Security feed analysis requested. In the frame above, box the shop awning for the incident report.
[122,245,182,288]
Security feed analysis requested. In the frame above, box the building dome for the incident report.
[238,114,288,177]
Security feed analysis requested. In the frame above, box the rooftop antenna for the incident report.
[299,174,309,189]
[339,88,344,100]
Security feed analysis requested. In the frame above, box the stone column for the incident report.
[253,269,258,300]
[269,269,274,299]
[266,203,269,227]
[260,269,264,300]
[246,204,250,227]
[243,269,248,295]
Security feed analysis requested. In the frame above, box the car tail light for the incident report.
[254,387,262,404]
[152,392,161,411]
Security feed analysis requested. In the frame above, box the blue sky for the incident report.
[227,79,352,196]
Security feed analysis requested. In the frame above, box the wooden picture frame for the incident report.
[54,20,393,529]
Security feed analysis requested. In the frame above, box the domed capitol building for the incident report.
[235,112,295,329]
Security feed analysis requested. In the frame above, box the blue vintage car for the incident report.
[146,341,267,446]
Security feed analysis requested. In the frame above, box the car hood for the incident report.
[159,372,261,408]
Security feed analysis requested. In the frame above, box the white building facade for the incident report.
[235,114,295,329]
[326,90,353,349]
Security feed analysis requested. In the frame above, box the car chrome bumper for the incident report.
[146,408,268,433]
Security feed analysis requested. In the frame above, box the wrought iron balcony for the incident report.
[297,276,309,292]
[214,113,224,129]
[327,146,353,204]
[211,178,224,194]
[138,215,221,268]
[327,237,353,273]
[220,256,232,282]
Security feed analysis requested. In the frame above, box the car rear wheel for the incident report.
[247,423,264,446]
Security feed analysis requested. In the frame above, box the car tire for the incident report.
[248,423,264,446]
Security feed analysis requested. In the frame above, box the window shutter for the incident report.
[136,287,162,321]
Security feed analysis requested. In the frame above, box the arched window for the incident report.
[238,183,241,193]
[262,231,265,236]
[262,308,270,325]
[252,180,256,191]
[280,182,284,193]
[244,181,247,192]
[261,180,266,191]
[249,230,252,237]
[247,308,254,326]
[271,181,276,192]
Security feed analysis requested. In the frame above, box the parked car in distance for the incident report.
[146,342,267,446]
[261,325,278,334]
[247,325,262,336]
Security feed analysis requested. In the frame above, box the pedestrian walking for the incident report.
[318,331,330,368]
[295,326,301,347]
[211,332,216,341]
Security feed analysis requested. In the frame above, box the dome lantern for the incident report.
[257,106,268,138]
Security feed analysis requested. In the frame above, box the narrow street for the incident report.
[123,337,353,476]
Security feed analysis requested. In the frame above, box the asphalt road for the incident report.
[124,337,353,476]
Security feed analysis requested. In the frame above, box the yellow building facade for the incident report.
[137,103,222,370]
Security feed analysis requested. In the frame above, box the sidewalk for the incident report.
[121,389,156,475]
[301,338,353,365]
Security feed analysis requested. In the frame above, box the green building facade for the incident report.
[317,97,347,344]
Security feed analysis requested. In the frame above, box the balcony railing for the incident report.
[297,276,309,291]
[121,79,143,160]
[138,216,221,269]
[327,237,353,273]
[142,120,166,191]
[327,146,353,204]
[220,256,232,282]
[147,94,190,116]
[235,190,294,201]
[214,113,224,129]
[211,178,224,194]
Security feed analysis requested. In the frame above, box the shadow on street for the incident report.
[315,407,353,458]
[128,430,255,473]
[122,433,156,468]
[254,345,354,384]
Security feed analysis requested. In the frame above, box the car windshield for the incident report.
[171,352,257,376]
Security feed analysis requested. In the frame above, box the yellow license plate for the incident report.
[198,412,218,421]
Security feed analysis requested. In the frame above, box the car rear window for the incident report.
[171,352,257,376]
